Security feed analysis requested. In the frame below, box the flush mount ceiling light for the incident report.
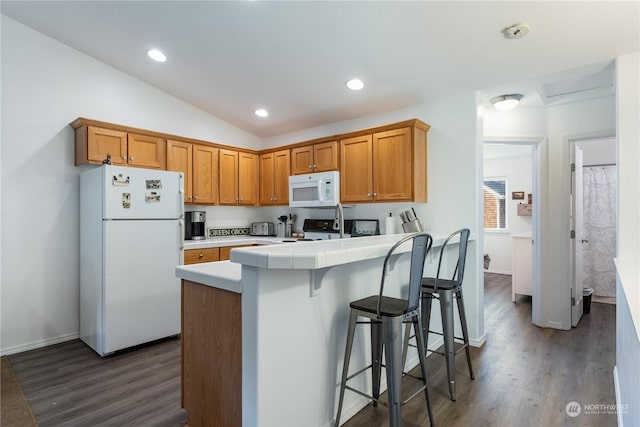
[147,49,167,62]
[490,94,523,111]
[346,78,364,91]
[254,108,269,118]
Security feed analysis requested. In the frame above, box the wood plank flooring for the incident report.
[8,273,616,427]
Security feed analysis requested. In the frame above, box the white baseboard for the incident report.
[0,332,79,356]
[614,365,624,427]
[470,333,487,348]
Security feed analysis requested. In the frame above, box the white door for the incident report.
[103,219,182,354]
[571,144,584,327]
[103,165,183,220]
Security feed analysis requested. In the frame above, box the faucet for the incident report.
[334,202,344,239]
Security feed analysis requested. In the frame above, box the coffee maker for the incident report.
[185,211,206,240]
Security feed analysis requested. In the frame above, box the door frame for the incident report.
[483,136,545,326]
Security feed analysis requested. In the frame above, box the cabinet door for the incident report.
[127,133,165,169]
[373,127,412,202]
[87,126,127,165]
[273,150,290,205]
[220,245,254,261]
[313,141,339,172]
[219,149,239,205]
[340,135,373,203]
[259,152,275,205]
[193,145,218,205]
[166,140,193,203]
[238,152,258,206]
[290,146,313,175]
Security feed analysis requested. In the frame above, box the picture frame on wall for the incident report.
[512,191,525,200]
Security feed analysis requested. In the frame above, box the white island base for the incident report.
[176,233,474,426]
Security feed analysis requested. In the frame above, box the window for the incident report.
[484,178,507,230]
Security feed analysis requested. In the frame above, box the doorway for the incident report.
[570,136,617,326]
[483,139,542,325]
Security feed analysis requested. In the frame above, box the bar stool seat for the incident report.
[334,233,435,427]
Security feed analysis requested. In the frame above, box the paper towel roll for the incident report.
[385,213,395,235]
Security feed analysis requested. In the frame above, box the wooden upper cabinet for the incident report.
[81,126,127,165]
[291,141,338,175]
[340,135,374,203]
[372,127,413,202]
[340,123,428,203]
[127,133,165,169]
[220,149,258,206]
[193,145,219,205]
[260,150,290,206]
[238,152,258,206]
[167,140,193,203]
[219,149,239,205]
[167,141,218,205]
[313,141,339,172]
[75,125,164,168]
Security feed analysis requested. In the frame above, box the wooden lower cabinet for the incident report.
[183,248,220,264]
[181,280,241,426]
[220,244,254,261]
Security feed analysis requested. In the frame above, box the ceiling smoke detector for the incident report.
[503,23,530,39]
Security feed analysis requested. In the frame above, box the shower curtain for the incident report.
[582,166,617,297]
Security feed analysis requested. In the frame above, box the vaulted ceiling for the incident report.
[2,1,638,137]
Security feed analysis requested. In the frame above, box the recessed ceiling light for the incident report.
[147,49,167,62]
[346,78,364,91]
[254,108,269,118]
[490,94,523,111]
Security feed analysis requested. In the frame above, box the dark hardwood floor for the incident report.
[8,273,616,427]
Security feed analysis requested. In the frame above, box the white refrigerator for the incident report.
[80,165,184,356]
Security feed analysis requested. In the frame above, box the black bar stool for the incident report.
[334,233,435,427]
[421,228,474,401]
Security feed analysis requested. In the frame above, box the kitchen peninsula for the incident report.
[176,233,474,427]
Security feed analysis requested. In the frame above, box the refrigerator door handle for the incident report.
[178,220,184,252]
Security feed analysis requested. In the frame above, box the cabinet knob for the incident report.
[194,196,198,201]
[122,156,127,160]
[188,196,193,200]
[373,192,377,197]
[367,192,372,197]
[129,156,135,161]
[312,164,317,169]
[199,253,204,258]
[308,165,313,169]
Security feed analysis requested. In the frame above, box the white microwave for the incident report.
[289,171,340,208]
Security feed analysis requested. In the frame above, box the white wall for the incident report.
[484,153,533,274]
[0,16,263,354]
[484,96,616,329]
[614,51,640,427]
[579,137,616,166]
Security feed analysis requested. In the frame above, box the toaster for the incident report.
[250,222,275,236]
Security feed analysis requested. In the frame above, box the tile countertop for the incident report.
[176,232,474,292]
[229,233,453,270]
[183,236,282,249]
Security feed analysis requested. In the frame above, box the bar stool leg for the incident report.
[382,316,404,427]
[439,290,456,401]
[421,293,434,351]
[413,315,435,426]
[335,310,358,427]
[371,320,383,406]
[455,289,474,380]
